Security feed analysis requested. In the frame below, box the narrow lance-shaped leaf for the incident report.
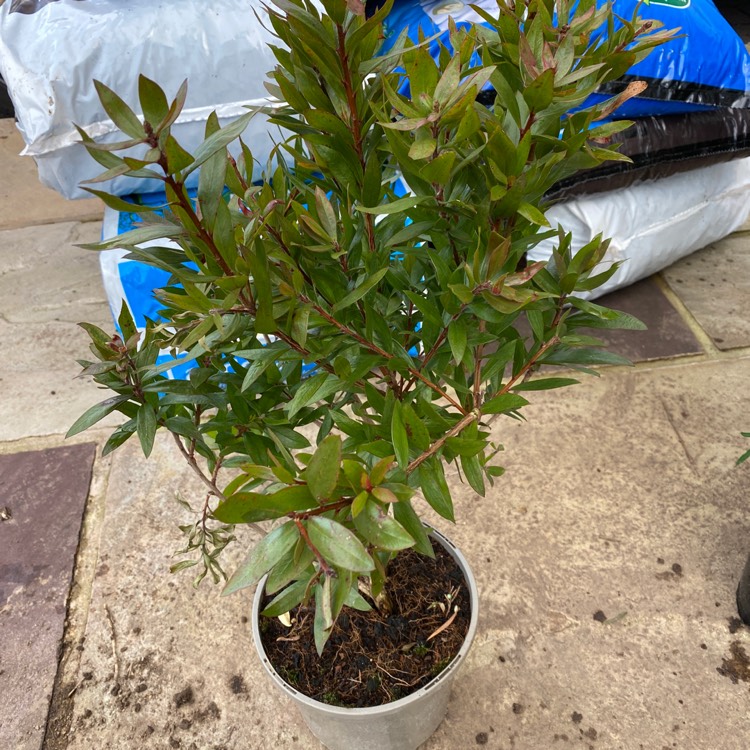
[261,576,311,617]
[213,485,318,525]
[181,109,257,177]
[136,402,157,458]
[222,521,300,596]
[94,79,146,140]
[313,580,333,655]
[393,499,434,558]
[391,400,409,469]
[67,395,131,438]
[138,74,169,127]
[417,459,455,522]
[331,267,389,312]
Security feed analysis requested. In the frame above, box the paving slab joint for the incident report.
[42,445,113,750]
[655,272,722,357]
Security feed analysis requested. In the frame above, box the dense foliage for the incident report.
[70,0,672,652]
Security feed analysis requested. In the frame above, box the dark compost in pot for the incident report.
[259,541,471,707]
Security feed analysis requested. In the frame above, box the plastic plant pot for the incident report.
[251,527,479,750]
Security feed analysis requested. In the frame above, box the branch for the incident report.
[406,410,480,475]
[307,299,468,414]
[473,321,486,409]
[170,433,264,536]
[336,22,377,255]
[290,499,351,519]
[294,518,335,577]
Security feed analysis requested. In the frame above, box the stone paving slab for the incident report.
[594,277,703,363]
[0,221,113,441]
[52,356,750,750]
[0,121,102,231]
[662,231,750,351]
[0,443,96,750]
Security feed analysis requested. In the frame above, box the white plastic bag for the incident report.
[529,158,750,299]
[0,0,282,198]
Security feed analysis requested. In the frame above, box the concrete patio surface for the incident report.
[1,120,749,749]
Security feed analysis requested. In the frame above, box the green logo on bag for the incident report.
[643,0,690,8]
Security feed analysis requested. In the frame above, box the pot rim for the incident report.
[251,525,479,717]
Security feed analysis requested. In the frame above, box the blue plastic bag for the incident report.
[381,0,750,116]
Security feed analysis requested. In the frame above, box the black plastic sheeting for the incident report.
[547,107,750,202]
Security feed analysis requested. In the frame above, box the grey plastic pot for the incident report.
[251,527,479,750]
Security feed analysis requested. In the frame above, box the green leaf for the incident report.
[240,347,281,392]
[94,80,146,140]
[305,434,341,502]
[314,186,337,238]
[261,576,310,617]
[248,239,275,334]
[357,195,429,215]
[265,543,315,594]
[523,68,555,111]
[391,401,409,469]
[344,587,372,611]
[542,346,633,368]
[197,116,227,231]
[67,395,130,437]
[79,223,183,250]
[222,521,300,596]
[460,453,485,496]
[287,372,328,418]
[182,109,257,177]
[314,581,333,655]
[352,499,414,552]
[513,377,579,391]
[136,402,157,458]
[481,393,530,415]
[117,300,138,343]
[393,500,434,558]
[213,485,317,524]
[444,437,487,457]
[447,318,467,363]
[351,490,369,518]
[434,53,461,107]
[332,267,389,312]
[164,134,195,172]
[101,419,137,457]
[417,459,454,522]
[370,455,395,486]
[291,305,311,348]
[306,517,374,572]
[80,188,158,213]
[568,298,647,330]
[419,151,455,185]
[161,79,188,131]
[409,137,436,161]
[138,75,169,127]
[331,568,352,621]
[517,202,550,227]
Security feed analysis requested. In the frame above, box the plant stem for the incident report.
[336,22,377,255]
[170,433,264,536]
[294,518,335,577]
[305,297,467,414]
[406,410,480,475]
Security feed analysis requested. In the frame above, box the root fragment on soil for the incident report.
[427,605,459,641]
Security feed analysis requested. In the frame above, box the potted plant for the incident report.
[68,1,671,747]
